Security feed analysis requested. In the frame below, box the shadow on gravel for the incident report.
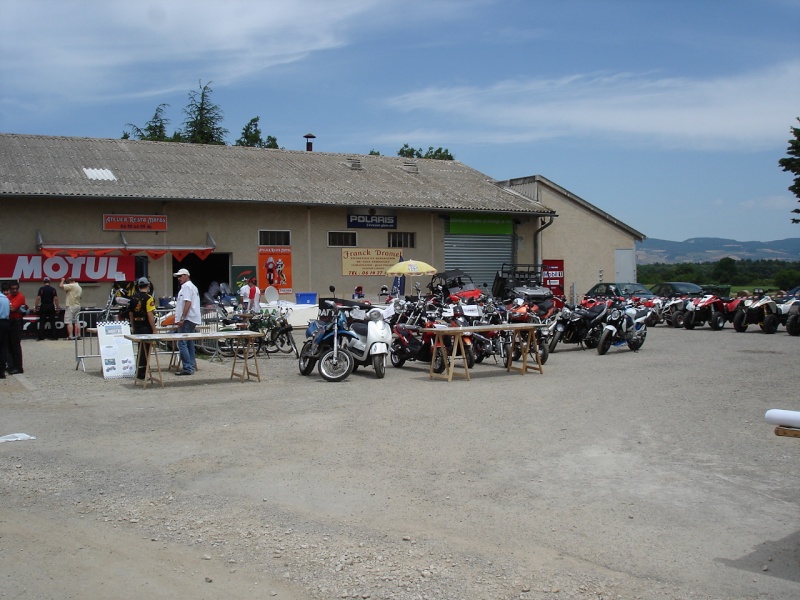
[717,529,800,583]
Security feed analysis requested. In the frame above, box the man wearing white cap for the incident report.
[173,268,200,375]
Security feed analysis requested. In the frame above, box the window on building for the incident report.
[388,232,416,248]
[328,231,357,247]
[259,230,291,246]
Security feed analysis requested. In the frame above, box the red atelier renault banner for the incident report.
[0,254,136,282]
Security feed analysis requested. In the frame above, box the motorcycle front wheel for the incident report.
[597,329,613,355]
[548,330,562,353]
[318,348,354,382]
[372,354,386,379]
[298,340,316,375]
[628,328,647,352]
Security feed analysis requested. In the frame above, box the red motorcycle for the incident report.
[683,294,729,330]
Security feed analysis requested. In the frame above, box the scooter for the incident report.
[346,303,392,378]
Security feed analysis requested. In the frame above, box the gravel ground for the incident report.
[1,323,799,599]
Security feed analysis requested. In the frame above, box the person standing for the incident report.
[0,289,10,378]
[60,277,83,340]
[248,277,261,312]
[129,277,157,381]
[6,281,26,375]
[173,268,200,376]
[35,277,60,341]
[238,279,251,312]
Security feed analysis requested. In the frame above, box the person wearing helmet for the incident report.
[130,277,157,380]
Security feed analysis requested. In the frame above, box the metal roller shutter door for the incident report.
[444,233,514,288]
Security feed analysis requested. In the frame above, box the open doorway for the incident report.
[171,253,231,299]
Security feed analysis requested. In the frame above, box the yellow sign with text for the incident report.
[341,248,402,276]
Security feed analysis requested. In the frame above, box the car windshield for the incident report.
[620,284,651,296]
[673,283,703,294]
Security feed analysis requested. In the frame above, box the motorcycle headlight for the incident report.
[610,308,621,321]
[368,308,383,322]
[561,307,571,319]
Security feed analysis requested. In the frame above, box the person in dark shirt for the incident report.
[35,277,60,340]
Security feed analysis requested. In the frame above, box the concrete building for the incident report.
[1,133,644,308]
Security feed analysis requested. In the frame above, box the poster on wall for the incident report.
[542,259,565,297]
[0,254,136,282]
[230,265,257,295]
[258,246,292,294]
[341,248,402,276]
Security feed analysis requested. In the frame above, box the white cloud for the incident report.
[386,62,800,151]
[0,0,377,102]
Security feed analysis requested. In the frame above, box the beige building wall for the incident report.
[504,179,641,301]
[5,198,447,307]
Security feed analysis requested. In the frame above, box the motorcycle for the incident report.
[732,289,781,334]
[597,299,649,355]
[390,295,447,373]
[298,298,357,382]
[547,299,608,353]
[345,303,392,378]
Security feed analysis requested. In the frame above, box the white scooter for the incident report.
[346,304,392,379]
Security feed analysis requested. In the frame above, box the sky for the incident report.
[1,0,799,243]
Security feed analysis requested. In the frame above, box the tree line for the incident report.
[638,258,800,291]
[122,80,453,159]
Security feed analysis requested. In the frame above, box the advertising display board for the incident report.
[97,321,135,379]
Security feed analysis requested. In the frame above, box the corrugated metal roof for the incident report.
[0,133,555,215]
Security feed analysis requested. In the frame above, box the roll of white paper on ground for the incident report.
[764,409,800,428]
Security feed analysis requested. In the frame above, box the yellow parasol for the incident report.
[385,259,437,277]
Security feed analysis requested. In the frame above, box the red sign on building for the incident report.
[103,214,168,231]
[542,259,565,297]
[0,254,135,282]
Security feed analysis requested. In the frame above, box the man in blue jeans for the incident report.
[173,268,201,375]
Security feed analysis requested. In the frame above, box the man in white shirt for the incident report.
[238,280,251,312]
[173,268,201,375]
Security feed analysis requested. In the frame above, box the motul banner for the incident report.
[0,254,135,282]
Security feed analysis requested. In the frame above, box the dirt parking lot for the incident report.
[1,323,799,599]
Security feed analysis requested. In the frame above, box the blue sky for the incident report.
[2,0,799,243]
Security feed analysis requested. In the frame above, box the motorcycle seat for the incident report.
[351,322,368,336]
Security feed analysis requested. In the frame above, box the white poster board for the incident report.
[97,321,135,379]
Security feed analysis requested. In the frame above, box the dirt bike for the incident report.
[298,299,357,382]
[732,289,781,334]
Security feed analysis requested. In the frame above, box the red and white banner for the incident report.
[0,254,135,282]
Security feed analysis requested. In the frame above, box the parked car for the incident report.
[649,282,704,298]
[584,282,655,299]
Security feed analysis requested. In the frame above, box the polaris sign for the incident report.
[347,210,397,229]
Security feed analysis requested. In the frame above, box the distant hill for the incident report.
[636,237,800,264]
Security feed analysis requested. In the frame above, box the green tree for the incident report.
[774,268,800,291]
[368,149,381,156]
[778,117,800,224]
[125,103,173,141]
[181,80,228,145]
[234,116,278,148]
[397,144,454,160]
[711,257,737,283]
